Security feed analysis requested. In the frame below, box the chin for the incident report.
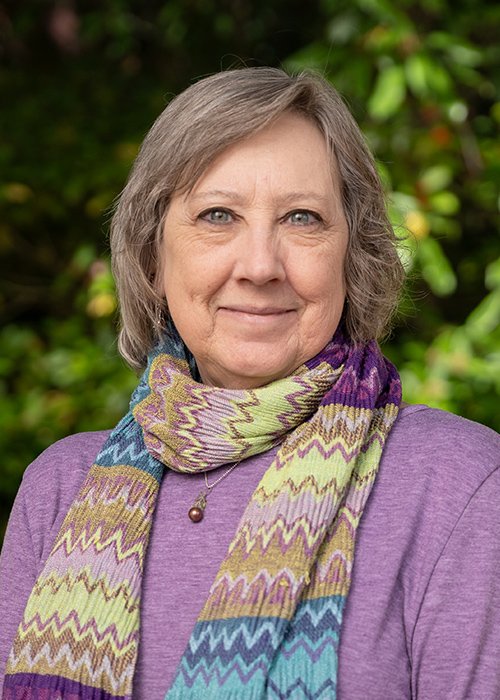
[203,354,296,389]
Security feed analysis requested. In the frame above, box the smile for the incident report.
[218,306,295,323]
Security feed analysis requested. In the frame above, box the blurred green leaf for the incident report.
[368,64,406,120]
[405,54,431,98]
[485,257,500,290]
[419,165,453,193]
[418,237,457,296]
[466,289,500,338]
[429,191,460,215]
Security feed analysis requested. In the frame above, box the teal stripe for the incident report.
[165,596,345,699]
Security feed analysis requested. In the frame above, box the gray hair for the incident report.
[110,66,405,370]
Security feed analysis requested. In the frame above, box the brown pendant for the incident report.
[188,492,207,522]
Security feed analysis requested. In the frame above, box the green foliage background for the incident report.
[1,0,499,539]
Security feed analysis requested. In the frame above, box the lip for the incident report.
[219,305,295,315]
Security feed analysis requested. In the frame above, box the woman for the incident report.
[0,68,499,700]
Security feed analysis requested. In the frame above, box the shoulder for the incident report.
[380,404,499,496]
[347,406,499,643]
[395,404,500,448]
[363,404,498,592]
[342,412,500,696]
[15,431,111,563]
[361,405,499,592]
[22,430,111,486]
[22,429,112,491]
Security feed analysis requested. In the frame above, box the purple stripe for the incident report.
[2,673,128,700]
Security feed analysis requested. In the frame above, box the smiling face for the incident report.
[161,111,349,389]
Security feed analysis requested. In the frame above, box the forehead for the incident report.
[183,112,340,202]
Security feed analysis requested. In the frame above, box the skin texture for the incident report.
[161,112,349,389]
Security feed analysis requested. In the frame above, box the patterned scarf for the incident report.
[3,328,401,699]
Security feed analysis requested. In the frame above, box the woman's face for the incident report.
[161,112,349,389]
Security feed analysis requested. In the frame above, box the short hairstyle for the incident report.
[110,66,405,370]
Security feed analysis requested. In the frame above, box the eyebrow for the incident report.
[188,190,246,204]
[188,190,335,207]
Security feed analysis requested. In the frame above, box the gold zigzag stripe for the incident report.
[32,570,139,614]
[52,516,150,563]
[228,511,350,558]
[200,552,351,621]
[14,611,136,653]
[279,418,386,457]
[249,466,379,507]
[22,582,136,645]
[199,515,356,621]
[220,512,356,580]
[76,465,158,507]
[7,630,134,696]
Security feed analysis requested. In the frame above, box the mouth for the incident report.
[219,306,295,316]
[216,306,297,330]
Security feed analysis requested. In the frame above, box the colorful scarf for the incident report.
[3,328,401,699]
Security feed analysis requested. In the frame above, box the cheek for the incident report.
[161,233,202,296]
[161,256,182,304]
[293,246,346,305]
[161,247,227,314]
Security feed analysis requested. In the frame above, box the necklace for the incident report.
[188,461,241,523]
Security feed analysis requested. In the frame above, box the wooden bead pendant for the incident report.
[188,492,207,523]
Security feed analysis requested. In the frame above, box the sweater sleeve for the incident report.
[411,466,500,699]
[0,481,39,693]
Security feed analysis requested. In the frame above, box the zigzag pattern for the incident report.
[134,354,341,472]
[4,331,401,699]
[167,597,344,698]
[30,570,138,612]
[4,466,158,698]
[96,417,161,480]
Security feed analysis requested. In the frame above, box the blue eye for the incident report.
[200,208,233,223]
[287,210,320,225]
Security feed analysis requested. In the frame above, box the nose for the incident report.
[233,225,286,286]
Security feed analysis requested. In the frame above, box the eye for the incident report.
[285,210,322,226]
[199,208,234,224]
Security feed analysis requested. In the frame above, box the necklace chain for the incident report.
[204,461,240,491]
[188,439,283,522]
[188,460,242,522]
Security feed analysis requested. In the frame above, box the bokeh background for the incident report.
[1,0,499,540]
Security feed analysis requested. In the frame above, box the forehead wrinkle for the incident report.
[185,188,338,209]
[271,191,334,207]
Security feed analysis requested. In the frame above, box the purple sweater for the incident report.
[1,405,499,699]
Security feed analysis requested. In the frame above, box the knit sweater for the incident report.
[1,405,499,699]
